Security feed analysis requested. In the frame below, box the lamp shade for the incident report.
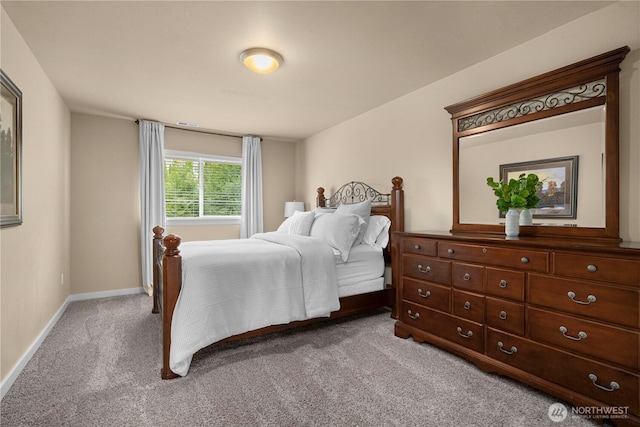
[284,201,304,217]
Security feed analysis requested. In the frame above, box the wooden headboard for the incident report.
[316,176,404,234]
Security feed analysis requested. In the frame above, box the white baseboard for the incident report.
[0,295,71,400]
[70,286,145,302]
[0,287,146,400]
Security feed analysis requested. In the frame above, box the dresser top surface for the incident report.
[398,230,640,253]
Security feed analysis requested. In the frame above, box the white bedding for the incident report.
[169,232,339,376]
[338,277,385,297]
[334,244,385,286]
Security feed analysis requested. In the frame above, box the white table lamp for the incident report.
[284,201,305,217]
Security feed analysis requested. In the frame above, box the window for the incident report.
[164,150,242,225]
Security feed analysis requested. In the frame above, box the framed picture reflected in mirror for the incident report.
[500,156,579,219]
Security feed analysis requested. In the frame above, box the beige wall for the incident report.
[70,114,140,295]
[1,8,71,382]
[260,137,299,231]
[70,114,298,298]
[297,2,640,242]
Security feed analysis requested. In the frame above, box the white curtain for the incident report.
[240,135,263,238]
[139,120,166,295]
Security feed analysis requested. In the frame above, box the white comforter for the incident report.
[169,232,340,376]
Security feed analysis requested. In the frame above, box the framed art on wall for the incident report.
[1,69,23,227]
[500,156,579,219]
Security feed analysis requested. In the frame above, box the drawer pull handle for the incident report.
[417,264,431,274]
[559,326,587,341]
[567,291,597,305]
[407,310,420,320]
[587,264,597,273]
[499,311,508,320]
[447,248,454,254]
[464,301,471,310]
[414,244,421,250]
[456,327,473,338]
[499,280,507,288]
[463,273,471,281]
[417,289,431,298]
[482,248,487,254]
[497,341,517,355]
[521,257,529,264]
[588,374,619,392]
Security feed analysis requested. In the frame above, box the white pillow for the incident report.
[335,200,372,246]
[310,213,363,262]
[277,210,315,236]
[313,207,337,214]
[277,217,292,233]
[363,215,392,249]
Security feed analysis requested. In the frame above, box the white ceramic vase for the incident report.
[519,208,533,226]
[505,208,520,238]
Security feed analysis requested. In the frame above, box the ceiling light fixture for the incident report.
[240,47,283,74]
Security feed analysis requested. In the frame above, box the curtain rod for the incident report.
[135,120,262,141]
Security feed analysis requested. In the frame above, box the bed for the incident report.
[151,176,404,379]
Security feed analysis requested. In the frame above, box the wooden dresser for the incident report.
[394,231,640,426]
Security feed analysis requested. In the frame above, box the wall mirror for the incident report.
[445,46,629,242]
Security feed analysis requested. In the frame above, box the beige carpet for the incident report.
[1,294,597,426]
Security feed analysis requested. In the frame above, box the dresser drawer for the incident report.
[484,267,525,302]
[402,255,451,284]
[554,253,640,286]
[453,290,484,323]
[452,262,484,292]
[403,278,450,313]
[439,242,548,273]
[528,307,639,370]
[487,328,639,413]
[529,274,640,328]
[402,302,483,353]
[485,297,524,335]
[402,239,437,257]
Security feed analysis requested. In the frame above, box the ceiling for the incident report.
[2,1,612,141]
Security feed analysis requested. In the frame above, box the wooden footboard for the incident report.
[152,176,404,379]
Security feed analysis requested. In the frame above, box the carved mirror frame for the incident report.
[445,46,629,242]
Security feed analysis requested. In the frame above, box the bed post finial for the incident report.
[317,187,326,208]
[153,226,164,237]
[392,176,403,191]
[163,234,181,256]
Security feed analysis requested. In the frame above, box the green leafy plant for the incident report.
[486,173,540,212]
